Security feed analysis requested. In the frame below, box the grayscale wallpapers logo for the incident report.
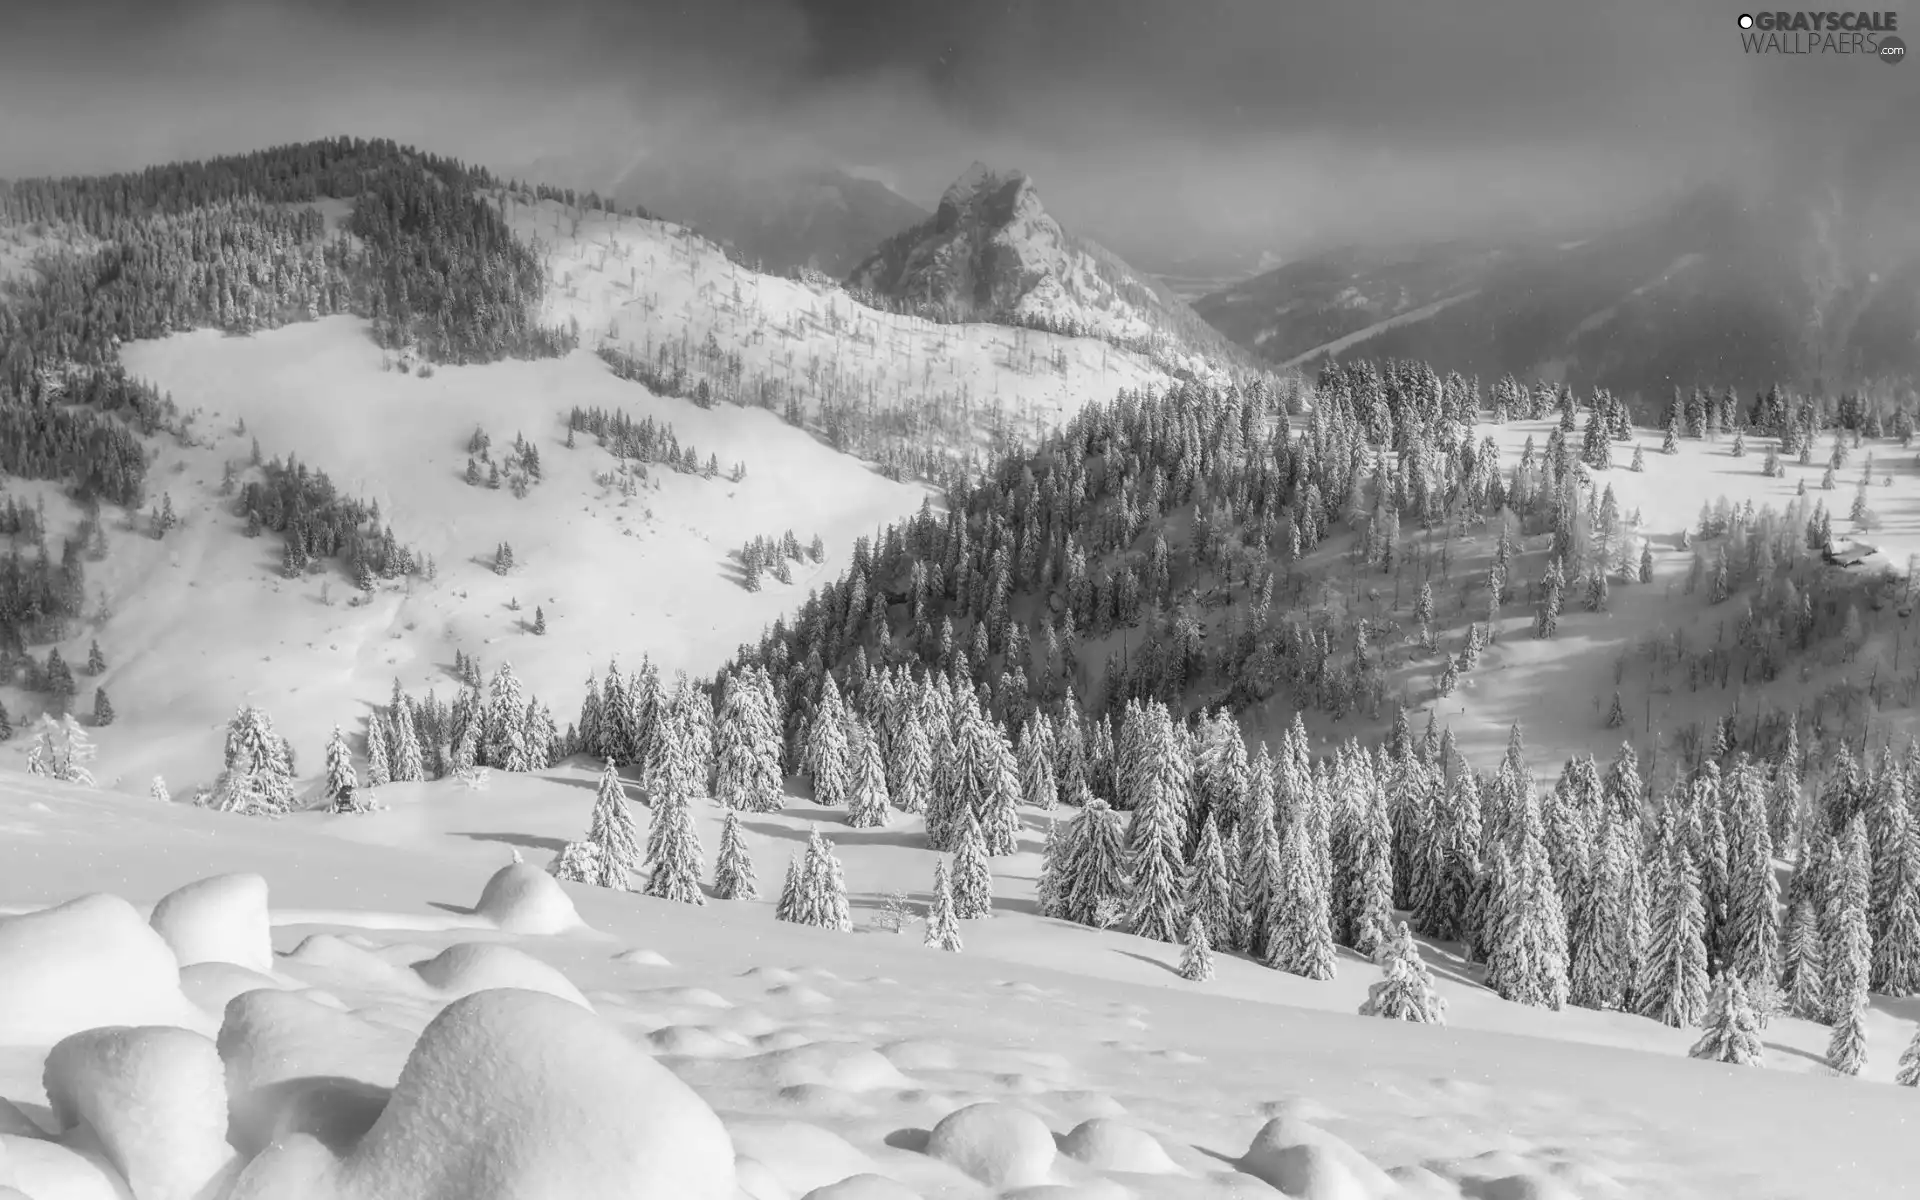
[1736,11,1905,59]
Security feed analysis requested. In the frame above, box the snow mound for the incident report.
[765,984,834,1007]
[178,962,288,1014]
[472,862,585,935]
[409,943,592,1008]
[613,947,672,967]
[1239,1117,1396,1199]
[1045,1090,1128,1118]
[734,1156,792,1200]
[148,874,274,973]
[999,1185,1131,1200]
[636,985,732,1008]
[1389,1165,1466,1198]
[216,987,416,1096]
[878,1040,957,1071]
[228,988,737,1200]
[770,1083,870,1119]
[742,966,802,984]
[723,1117,880,1198]
[0,894,201,1046]
[283,934,426,985]
[798,1174,923,1199]
[1057,1118,1183,1174]
[0,1099,43,1137]
[755,1029,817,1051]
[924,1102,1056,1188]
[648,1025,750,1057]
[1,1133,132,1200]
[41,1025,236,1200]
[1459,1174,1580,1200]
[750,1043,914,1092]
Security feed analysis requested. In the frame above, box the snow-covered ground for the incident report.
[1,766,1914,1200]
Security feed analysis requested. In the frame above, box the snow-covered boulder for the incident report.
[1238,1116,1396,1199]
[410,942,592,1008]
[178,962,289,1015]
[41,1025,236,1200]
[0,894,201,1046]
[148,874,274,973]
[1057,1117,1182,1174]
[226,987,737,1200]
[799,1174,923,1199]
[924,1102,1056,1188]
[473,861,585,935]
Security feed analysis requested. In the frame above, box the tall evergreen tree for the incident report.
[363,712,392,787]
[583,758,645,891]
[1018,715,1059,811]
[208,706,297,816]
[845,720,893,828]
[1265,803,1337,980]
[713,808,758,900]
[323,724,357,803]
[1724,755,1780,1005]
[1182,817,1235,950]
[804,676,853,806]
[1895,1023,1920,1087]
[1824,816,1874,1029]
[1178,911,1215,982]
[1639,828,1711,1027]
[786,829,852,931]
[1065,799,1131,928]
[925,858,964,952]
[390,701,426,783]
[1126,705,1191,943]
[952,811,995,919]
[643,786,706,905]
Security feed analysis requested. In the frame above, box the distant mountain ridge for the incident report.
[846,162,1254,378]
[1195,107,1920,408]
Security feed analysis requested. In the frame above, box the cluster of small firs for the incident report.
[217,447,436,591]
[736,530,826,591]
[463,426,543,498]
[565,396,742,482]
[0,637,113,740]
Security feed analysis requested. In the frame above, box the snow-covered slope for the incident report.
[0,767,1913,1200]
[494,189,1175,454]
[847,163,1249,378]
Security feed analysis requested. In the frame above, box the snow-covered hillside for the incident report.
[494,189,1175,455]
[1,767,1913,1200]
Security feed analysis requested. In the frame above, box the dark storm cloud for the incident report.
[0,0,1912,260]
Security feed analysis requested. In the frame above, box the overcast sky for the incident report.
[0,0,1912,263]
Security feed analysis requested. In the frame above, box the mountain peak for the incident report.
[936,162,1037,231]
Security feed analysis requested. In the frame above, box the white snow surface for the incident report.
[0,768,1916,1199]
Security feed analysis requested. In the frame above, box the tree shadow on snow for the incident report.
[1761,1039,1832,1068]
[738,818,931,851]
[1113,948,1183,978]
[450,830,570,854]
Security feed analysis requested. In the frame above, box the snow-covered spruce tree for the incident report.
[150,775,170,804]
[1265,805,1337,981]
[1018,715,1058,811]
[886,696,933,814]
[390,701,426,783]
[362,712,392,788]
[642,786,705,905]
[787,829,852,931]
[1896,1023,1920,1087]
[803,676,853,807]
[1569,808,1630,1010]
[1125,706,1191,943]
[323,724,357,804]
[208,706,296,816]
[1065,799,1131,928]
[1781,890,1828,1021]
[775,853,802,922]
[1824,815,1874,1028]
[1827,994,1868,1077]
[1034,815,1075,919]
[715,667,785,812]
[1359,922,1447,1024]
[1344,748,1396,958]
[1688,972,1765,1066]
[980,722,1024,857]
[924,858,964,952]
[712,808,758,900]
[1178,911,1215,982]
[1183,817,1235,950]
[1238,746,1282,956]
[1638,829,1711,1028]
[548,839,601,884]
[1723,756,1779,1007]
[845,720,892,828]
[952,811,995,919]
[1483,740,1570,1009]
[583,758,645,891]
[1869,773,1920,996]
